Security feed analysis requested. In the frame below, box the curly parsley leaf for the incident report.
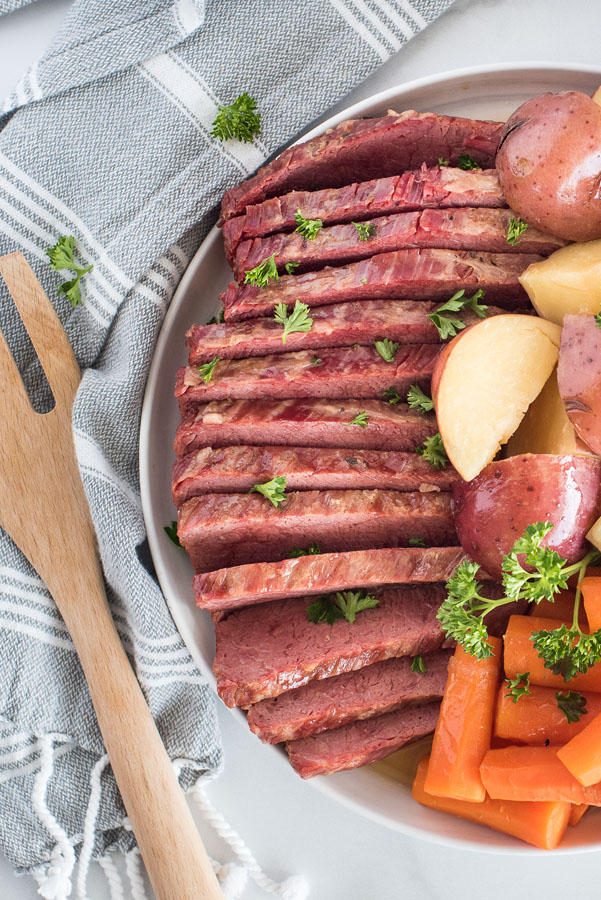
[289,542,321,559]
[427,289,488,340]
[273,300,313,343]
[436,560,498,659]
[556,690,588,723]
[164,521,182,548]
[45,235,93,308]
[506,217,529,246]
[244,253,279,287]
[211,92,261,143]
[505,672,531,703]
[411,655,426,673]
[457,154,480,170]
[407,385,434,413]
[295,209,323,240]
[501,522,568,604]
[249,475,287,508]
[198,356,220,384]
[532,625,601,682]
[344,411,369,428]
[438,157,450,167]
[353,221,376,241]
[382,386,402,405]
[416,433,448,470]
[307,596,344,625]
[284,261,300,275]
[307,589,379,625]
[409,537,426,547]
[374,338,399,363]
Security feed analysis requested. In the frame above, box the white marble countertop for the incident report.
[2,1,601,898]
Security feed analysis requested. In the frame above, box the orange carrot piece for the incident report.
[535,590,587,624]
[494,683,601,745]
[581,576,601,634]
[480,745,601,804]
[424,638,501,802]
[504,615,601,692]
[413,755,571,850]
[569,804,590,826]
[557,709,601,786]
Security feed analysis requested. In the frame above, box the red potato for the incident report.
[557,314,601,456]
[452,454,601,578]
[496,91,601,241]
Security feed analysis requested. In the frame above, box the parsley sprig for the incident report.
[198,356,219,383]
[244,254,279,287]
[353,221,376,241]
[437,522,601,663]
[374,338,399,363]
[556,690,588,723]
[295,210,323,240]
[289,542,321,559]
[407,385,434,413]
[307,590,379,625]
[382,387,402,405]
[250,475,287,508]
[274,300,313,343]
[45,235,93,308]
[416,433,448,470]
[427,289,488,340]
[438,157,450,167]
[164,521,182,548]
[411,655,426,673]
[506,217,529,246]
[211,92,261,143]
[284,261,299,275]
[344,411,369,428]
[505,672,531,703]
[457,154,480,170]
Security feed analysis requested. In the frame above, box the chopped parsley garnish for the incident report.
[311,355,322,366]
[556,690,588,724]
[437,521,601,663]
[438,157,450,167]
[344,411,369,428]
[273,299,313,343]
[289,542,321,559]
[382,386,402,405]
[45,235,93,308]
[374,338,399,363]
[211,92,261,143]
[411,655,426,673]
[294,209,323,240]
[197,356,219,384]
[353,221,376,241]
[307,590,379,625]
[244,253,279,287]
[249,475,287,508]
[284,261,300,275]
[505,672,531,703]
[407,385,434,413]
[506,217,529,246]
[164,521,182,548]
[457,154,480,170]
[427,289,488,340]
[416,433,448,470]
[409,537,426,547]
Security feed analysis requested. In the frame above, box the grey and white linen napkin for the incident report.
[0,0,455,896]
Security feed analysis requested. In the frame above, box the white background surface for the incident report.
[1,1,601,899]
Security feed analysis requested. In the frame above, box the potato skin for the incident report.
[558,314,601,455]
[452,454,601,578]
[496,91,601,242]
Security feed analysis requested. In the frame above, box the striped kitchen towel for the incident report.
[0,0,455,897]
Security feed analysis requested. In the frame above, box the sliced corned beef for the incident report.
[222,166,506,261]
[193,546,475,611]
[176,344,440,405]
[186,299,512,366]
[247,649,451,743]
[221,249,539,321]
[233,208,562,280]
[174,398,436,457]
[173,445,458,506]
[286,701,441,778]
[213,586,448,707]
[219,110,503,222]
[178,489,455,572]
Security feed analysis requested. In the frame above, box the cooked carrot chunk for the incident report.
[580,576,601,634]
[557,709,601,787]
[494,683,601,745]
[480,745,601,804]
[504,615,601,691]
[569,804,590,826]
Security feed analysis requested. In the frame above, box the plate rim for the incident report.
[139,60,601,854]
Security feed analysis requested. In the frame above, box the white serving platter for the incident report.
[140,63,601,854]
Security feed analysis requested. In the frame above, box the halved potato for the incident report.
[558,314,601,456]
[432,315,561,482]
[519,240,601,325]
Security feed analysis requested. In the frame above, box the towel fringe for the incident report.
[31,735,76,900]
[125,847,149,900]
[98,853,126,900]
[76,753,109,899]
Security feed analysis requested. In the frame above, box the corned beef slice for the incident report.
[218,110,503,222]
[286,701,441,778]
[247,649,451,743]
[186,299,513,366]
[178,489,455,572]
[173,445,459,506]
[176,344,440,404]
[174,398,436,457]
[233,208,562,280]
[194,546,474,611]
[221,249,540,321]
[213,586,448,707]
[222,166,506,260]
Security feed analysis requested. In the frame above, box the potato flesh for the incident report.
[519,240,601,325]
[436,317,561,481]
[587,516,601,554]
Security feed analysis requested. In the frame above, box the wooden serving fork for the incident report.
[0,253,222,900]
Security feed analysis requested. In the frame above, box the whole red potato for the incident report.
[452,453,601,578]
[496,91,601,242]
